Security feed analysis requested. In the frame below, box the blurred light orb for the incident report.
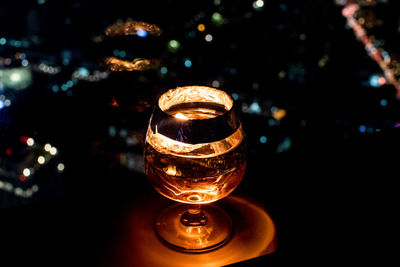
[184,59,192,68]
[52,85,59,92]
[78,67,89,77]
[211,12,224,25]
[137,29,148,37]
[260,136,267,143]
[15,187,23,196]
[26,138,35,146]
[44,144,52,152]
[50,147,57,155]
[369,75,381,87]
[253,0,264,9]
[168,40,180,52]
[0,67,33,90]
[119,129,128,138]
[277,137,292,153]
[23,168,31,177]
[108,126,117,137]
[5,182,13,191]
[268,119,276,126]
[160,67,168,74]
[57,163,65,172]
[25,189,33,197]
[21,59,29,66]
[37,156,45,164]
[248,102,262,114]
[197,24,206,32]
[272,108,287,120]
[10,73,21,82]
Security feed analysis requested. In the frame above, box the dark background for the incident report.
[1,0,399,265]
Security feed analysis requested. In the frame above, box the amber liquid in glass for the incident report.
[145,103,246,204]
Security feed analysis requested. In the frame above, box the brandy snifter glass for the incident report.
[144,86,246,252]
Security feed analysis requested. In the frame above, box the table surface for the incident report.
[1,138,398,266]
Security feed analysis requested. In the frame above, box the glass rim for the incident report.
[158,86,234,115]
[150,85,240,144]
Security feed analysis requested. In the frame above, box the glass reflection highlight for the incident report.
[104,57,158,72]
[105,20,162,37]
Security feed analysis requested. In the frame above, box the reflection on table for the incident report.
[102,194,276,267]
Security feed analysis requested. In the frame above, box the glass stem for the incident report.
[180,204,208,227]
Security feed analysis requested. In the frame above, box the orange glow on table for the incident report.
[108,193,276,267]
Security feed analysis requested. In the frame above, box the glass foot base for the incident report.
[155,203,232,253]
